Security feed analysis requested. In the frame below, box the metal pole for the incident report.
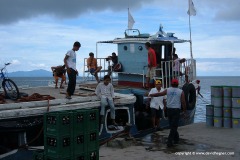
[188,0,193,59]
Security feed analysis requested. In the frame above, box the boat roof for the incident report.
[97,28,190,44]
[98,37,189,44]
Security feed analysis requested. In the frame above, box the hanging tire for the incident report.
[2,79,20,100]
[182,83,196,110]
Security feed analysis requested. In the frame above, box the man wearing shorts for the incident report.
[148,80,166,130]
[87,52,102,83]
[145,42,157,89]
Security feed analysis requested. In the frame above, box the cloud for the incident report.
[0,0,153,25]
[193,0,240,22]
[1,0,240,25]
[196,58,240,76]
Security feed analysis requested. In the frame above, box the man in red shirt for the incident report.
[145,42,157,89]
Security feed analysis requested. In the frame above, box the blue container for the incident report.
[232,118,240,129]
[223,86,232,97]
[223,107,232,118]
[213,97,223,107]
[214,117,222,128]
[223,97,231,107]
[206,105,214,116]
[211,86,223,97]
[232,108,240,118]
[232,86,240,98]
[206,116,213,127]
[232,98,240,108]
[223,118,232,128]
[214,107,222,117]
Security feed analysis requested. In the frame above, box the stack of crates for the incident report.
[44,110,72,160]
[43,109,99,160]
[72,109,99,160]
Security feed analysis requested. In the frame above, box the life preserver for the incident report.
[182,83,196,110]
[113,63,122,72]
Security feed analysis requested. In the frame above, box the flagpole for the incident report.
[188,0,193,59]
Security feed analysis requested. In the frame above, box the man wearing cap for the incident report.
[87,52,102,83]
[148,80,166,130]
[149,79,186,147]
[64,41,81,99]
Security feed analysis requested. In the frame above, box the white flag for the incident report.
[128,10,135,29]
[187,0,196,16]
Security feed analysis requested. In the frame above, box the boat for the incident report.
[0,25,197,159]
[81,25,197,140]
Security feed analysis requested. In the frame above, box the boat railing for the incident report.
[83,58,111,81]
[154,59,196,88]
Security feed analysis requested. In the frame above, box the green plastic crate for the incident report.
[44,133,72,158]
[45,156,72,160]
[44,111,72,135]
[86,109,99,132]
[87,130,99,151]
[72,109,87,135]
[88,150,99,160]
[74,152,87,160]
[32,149,44,160]
[72,133,88,155]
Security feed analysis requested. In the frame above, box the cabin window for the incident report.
[138,46,143,51]
[162,45,165,59]
[124,46,128,51]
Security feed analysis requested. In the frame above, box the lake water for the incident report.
[10,76,240,123]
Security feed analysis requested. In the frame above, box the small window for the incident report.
[162,45,165,59]
[138,46,143,51]
[124,46,128,51]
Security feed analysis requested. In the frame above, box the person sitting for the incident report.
[87,52,102,83]
[51,65,66,89]
[107,52,119,76]
[95,75,117,125]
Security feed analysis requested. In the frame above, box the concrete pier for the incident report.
[99,123,240,160]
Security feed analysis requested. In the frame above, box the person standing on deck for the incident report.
[95,75,117,126]
[149,79,186,147]
[64,41,81,99]
[148,80,166,130]
[145,42,157,89]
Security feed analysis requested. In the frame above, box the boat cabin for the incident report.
[83,26,196,88]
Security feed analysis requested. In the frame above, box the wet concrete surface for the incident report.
[100,123,240,160]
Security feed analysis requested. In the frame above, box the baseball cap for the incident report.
[155,80,162,85]
[171,79,179,85]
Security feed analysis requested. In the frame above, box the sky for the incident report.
[0,0,240,76]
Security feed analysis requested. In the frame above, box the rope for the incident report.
[0,93,6,104]
[198,96,211,104]
[19,98,51,149]
[17,93,55,102]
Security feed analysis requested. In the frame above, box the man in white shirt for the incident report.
[64,41,81,99]
[95,75,117,125]
[148,80,166,130]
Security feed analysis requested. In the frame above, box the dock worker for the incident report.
[148,80,166,130]
[51,65,66,89]
[64,41,81,99]
[149,79,186,147]
[145,42,157,89]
